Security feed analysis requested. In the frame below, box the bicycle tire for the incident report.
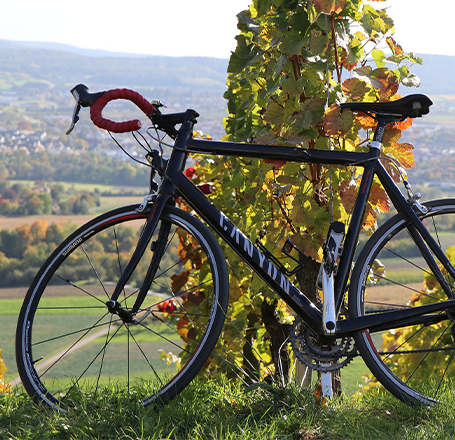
[349,199,455,405]
[16,204,229,411]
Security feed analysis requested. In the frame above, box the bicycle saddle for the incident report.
[340,94,433,119]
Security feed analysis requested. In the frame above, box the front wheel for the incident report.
[350,199,455,405]
[16,204,229,411]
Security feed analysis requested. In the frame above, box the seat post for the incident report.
[372,117,391,143]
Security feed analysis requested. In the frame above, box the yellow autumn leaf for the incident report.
[363,204,378,231]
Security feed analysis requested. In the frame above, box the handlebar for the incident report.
[90,88,155,133]
[67,84,199,140]
[67,84,155,134]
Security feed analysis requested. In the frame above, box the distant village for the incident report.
[0,129,69,155]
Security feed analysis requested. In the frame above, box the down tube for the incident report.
[174,173,323,332]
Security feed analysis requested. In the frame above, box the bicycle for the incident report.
[15,83,455,412]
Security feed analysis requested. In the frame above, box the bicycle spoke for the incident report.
[435,347,455,397]
[61,323,125,402]
[38,314,117,378]
[54,273,108,306]
[17,205,228,410]
[406,321,451,383]
[95,317,115,394]
[32,315,119,347]
[127,327,164,387]
[80,245,110,299]
[352,201,455,405]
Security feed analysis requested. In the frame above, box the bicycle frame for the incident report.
[110,116,455,339]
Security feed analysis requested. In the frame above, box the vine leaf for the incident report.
[370,68,400,100]
[386,37,404,56]
[339,179,357,212]
[370,182,390,212]
[322,105,354,135]
[342,78,371,101]
[363,204,378,230]
[171,271,189,295]
[384,142,415,169]
[311,0,347,14]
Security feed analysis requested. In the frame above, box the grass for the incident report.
[8,179,142,194]
[1,378,455,439]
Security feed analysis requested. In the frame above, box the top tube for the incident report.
[187,138,380,166]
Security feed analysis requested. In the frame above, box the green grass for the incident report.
[2,378,455,439]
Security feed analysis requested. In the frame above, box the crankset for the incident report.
[290,317,358,372]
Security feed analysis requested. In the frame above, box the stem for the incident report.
[274,196,297,234]
[289,54,307,102]
[330,14,342,84]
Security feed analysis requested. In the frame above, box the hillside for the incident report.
[0,40,228,91]
[411,54,455,96]
[0,40,230,146]
[0,39,455,191]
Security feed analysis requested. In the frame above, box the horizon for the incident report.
[1,1,454,59]
[3,38,455,62]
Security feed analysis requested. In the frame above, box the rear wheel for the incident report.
[16,204,229,411]
[350,199,455,405]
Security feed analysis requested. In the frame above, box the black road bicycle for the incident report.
[15,84,455,411]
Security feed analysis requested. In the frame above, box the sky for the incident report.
[0,1,453,59]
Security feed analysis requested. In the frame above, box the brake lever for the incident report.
[66,101,81,135]
[66,84,92,135]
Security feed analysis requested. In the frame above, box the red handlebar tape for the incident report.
[90,88,155,133]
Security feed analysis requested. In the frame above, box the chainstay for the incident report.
[380,345,455,356]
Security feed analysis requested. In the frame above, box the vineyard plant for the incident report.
[184,0,422,384]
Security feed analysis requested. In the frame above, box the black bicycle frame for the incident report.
[111,117,455,337]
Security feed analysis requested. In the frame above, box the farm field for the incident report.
[0,285,181,390]
[0,278,421,397]
[0,195,139,231]
[0,199,453,396]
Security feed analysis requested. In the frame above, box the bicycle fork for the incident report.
[106,193,173,323]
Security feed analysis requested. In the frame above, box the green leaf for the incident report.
[279,32,308,55]
[372,49,386,68]
[228,35,260,75]
[282,162,301,175]
[262,100,285,127]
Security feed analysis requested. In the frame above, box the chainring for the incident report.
[290,317,357,372]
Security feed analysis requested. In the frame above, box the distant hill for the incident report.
[1,39,453,98]
[0,40,228,91]
[0,40,151,58]
[409,54,455,96]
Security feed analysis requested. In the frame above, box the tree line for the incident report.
[0,219,144,288]
[0,150,150,187]
[0,181,99,216]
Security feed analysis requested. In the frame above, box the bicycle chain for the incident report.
[291,313,455,372]
[290,318,357,372]
[380,345,455,356]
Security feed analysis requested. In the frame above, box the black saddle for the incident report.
[340,94,433,119]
